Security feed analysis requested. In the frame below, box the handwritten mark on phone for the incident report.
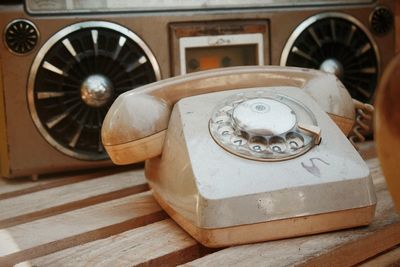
[301,158,330,177]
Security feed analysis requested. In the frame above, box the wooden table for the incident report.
[0,143,399,266]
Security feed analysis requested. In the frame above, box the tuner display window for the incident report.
[179,33,264,74]
[185,45,258,73]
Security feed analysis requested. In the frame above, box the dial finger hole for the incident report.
[286,132,305,151]
[213,114,231,124]
[230,135,247,147]
[218,126,234,138]
[249,137,268,152]
[269,136,287,153]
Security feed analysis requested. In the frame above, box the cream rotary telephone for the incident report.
[102,66,376,247]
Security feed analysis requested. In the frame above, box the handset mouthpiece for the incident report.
[101,93,170,164]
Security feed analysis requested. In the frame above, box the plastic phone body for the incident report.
[102,66,376,247]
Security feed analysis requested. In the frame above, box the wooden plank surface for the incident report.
[0,143,398,267]
[360,245,400,267]
[20,220,203,267]
[0,168,148,228]
[0,192,166,266]
[0,166,133,200]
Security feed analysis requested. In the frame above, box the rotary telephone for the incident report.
[101,66,376,247]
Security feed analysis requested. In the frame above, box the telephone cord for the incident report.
[349,99,374,149]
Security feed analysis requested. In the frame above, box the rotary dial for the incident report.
[209,90,321,161]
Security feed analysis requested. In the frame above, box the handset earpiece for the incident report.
[101,66,355,165]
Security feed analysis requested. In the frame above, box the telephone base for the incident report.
[152,190,375,248]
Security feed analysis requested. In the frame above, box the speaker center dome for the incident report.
[319,58,344,79]
[80,74,113,107]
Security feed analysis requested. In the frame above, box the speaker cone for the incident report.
[280,13,379,103]
[370,6,394,36]
[28,21,161,160]
[4,19,39,55]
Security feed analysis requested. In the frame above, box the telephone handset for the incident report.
[101,66,355,165]
[102,66,375,247]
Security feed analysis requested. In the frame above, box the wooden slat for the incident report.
[0,191,166,266]
[0,169,148,228]
[357,141,376,160]
[181,159,400,267]
[360,245,400,267]
[0,143,393,266]
[0,177,60,199]
[11,151,391,267]
[21,220,205,267]
[0,166,134,200]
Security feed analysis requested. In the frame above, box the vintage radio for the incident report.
[0,0,395,178]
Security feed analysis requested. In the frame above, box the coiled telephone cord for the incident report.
[349,99,374,149]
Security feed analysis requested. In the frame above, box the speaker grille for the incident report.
[4,19,39,54]
[370,6,394,36]
[281,13,379,103]
[28,21,160,160]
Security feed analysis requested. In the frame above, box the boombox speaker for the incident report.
[0,0,395,178]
